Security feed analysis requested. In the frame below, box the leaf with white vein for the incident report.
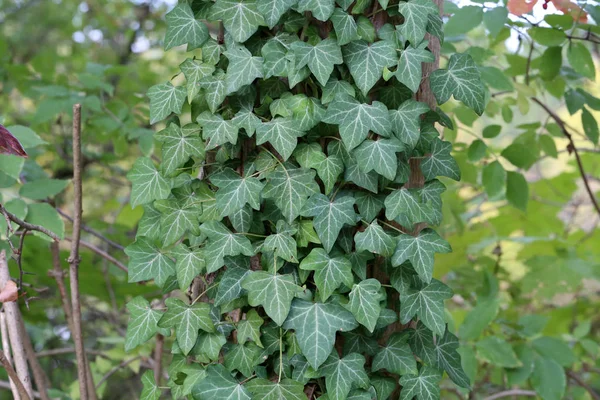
[164,3,209,51]
[330,8,360,45]
[147,82,186,124]
[400,279,452,335]
[421,138,461,181]
[396,47,435,93]
[158,298,214,355]
[263,220,298,262]
[225,47,263,94]
[125,237,175,287]
[296,0,335,21]
[351,137,404,180]
[208,0,265,43]
[343,40,398,95]
[192,364,251,400]
[263,167,319,223]
[171,244,205,290]
[179,59,215,102]
[127,158,171,208]
[346,279,382,332]
[299,248,354,301]
[125,296,163,351]
[397,0,440,46]
[392,228,451,283]
[399,366,442,400]
[256,118,307,161]
[389,100,430,148]
[354,221,395,257]
[257,0,298,28]
[290,39,343,86]
[372,333,418,375]
[211,168,265,217]
[200,221,254,273]
[320,352,370,400]
[242,271,303,325]
[301,194,357,253]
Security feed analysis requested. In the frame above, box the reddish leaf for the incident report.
[0,281,18,303]
[507,0,536,16]
[0,124,28,158]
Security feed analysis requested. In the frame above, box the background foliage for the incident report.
[0,0,599,399]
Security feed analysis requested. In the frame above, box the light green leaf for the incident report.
[330,8,360,45]
[296,0,335,21]
[171,244,205,291]
[233,108,261,137]
[531,357,566,400]
[263,220,298,262]
[343,40,397,95]
[164,3,209,51]
[125,237,175,287]
[215,260,251,306]
[257,0,298,28]
[532,337,576,367]
[4,125,46,148]
[283,299,358,369]
[179,365,207,397]
[314,155,344,195]
[256,118,307,161]
[158,298,214,355]
[192,364,251,400]
[398,0,439,46]
[582,107,599,144]
[211,168,265,217]
[147,82,186,124]
[283,94,326,130]
[483,6,508,37]
[247,378,306,400]
[301,194,357,253]
[225,47,264,94]
[242,271,303,325]
[125,296,163,351]
[459,298,500,340]
[201,221,254,273]
[137,205,162,240]
[396,47,435,93]
[155,123,205,176]
[323,94,392,150]
[421,138,461,181]
[373,333,417,375]
[208,0,265,43]
[199,71,227,113]
[141,370,161,400]
[399,366,441,400]
[197,111,239,150]
[127,158,171,208]
[345,160,379,193]
[196,332,228,361]
[237,309,264,346]
[430,53,486,115]
[346,279,382,332]
[476,336,521,368]
[400,279,452,335]
[444,5,483,36]
[354,221,395,257]
[482,160,506,200]
[299,248,353,301]
[321,78,355,104]
[290,39,343,86]
[155,197,200,246]
[384,188,436,229]
[352,137,404,180]
[506,171,528,211]
[262,39,292,79]
[320,352,369,400]
[389,100,429,149]
[567,43,595,79]
[392,228,451,283]
[19,178,69,200]
[180,59,215,102]
[263,167,319,223]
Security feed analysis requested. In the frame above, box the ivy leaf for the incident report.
[127,158,171,208]
[354,221,395,257]
[236,309,264,346]
[197,111,239,150]
[256,118,307,161]
[330,8,360,46]
[384,188,436,228]
[170,244,205,291]
[321,78,355,104]
[180,59,215,102]
[242,271,303,325]
[147,82,186,124]
[158,298,214,355]
[196,332,228,361]
[302,194,357,253]
[345,160,379,193]
[373,333,418,376]
[346,279,382,332]
[262,39,292,79]
[314,155,344,195]
[299,248,354,301]
[283,299,358,369]
[246,378,306,400]
[284,94,326,130]
[263,220,298,262]
[257,0,298,28]
[211,168,265,217]
[164,3,209,51]
[201,221,254,273]
[155,198,200,246]
[233,108,261,136]
[208,0,265,43]
[389,100,430,149]
[225,47,264,94]
[192,364,251,400]
[125,237,175,287]
[421,138,461,181]
[355,192,384,223]
[396,47,435,93]
[155,123,205,176]
[296,0,335,21]
[392,229,451,283]
[125,297,163,351]
[397,0,440,46]
[323,94,392,150]
[263,167,319,223]
[320,352,370,400]
[400,279,452,336]
[290,39,343,86]
[430,53,486,115]
[343,40,397,95]
[214,261,251,306]
[199,71,227,113]
[141,370,161,400]
[399,366,442,400]
[352,138,404,180]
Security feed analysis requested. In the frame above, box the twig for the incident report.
[0,313,18,399]
[63,237,128,272]
[532,98,600,216]
[95,356,142,388]
[36,348,108,359]
[153,334,164,385]
[0,350,31,400]
[483,389,537,400]
[567,370,600,400]
[0,204,59,241]
[16,228,27,293]
[16,315,50,400]
[525,41,534,85]
[0,381,40,398]
[68,103,92,399]
[56,208,125,250]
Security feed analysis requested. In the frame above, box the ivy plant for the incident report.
[126,0,486,398]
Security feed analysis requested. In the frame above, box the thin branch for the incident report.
[68,103,92,399]
[0,313,18,399]
[567,34,600,45]
[483,389,537,400]
[36,348,109,359]
[0,350,31,400]
[525,41,534,85]
[95,356,142,388]
[567,370,600,400]
[0,381,40,399]
[56,208,125,250]
[532,97,600,217]
[0,204,59,241]
[153,334,164,385]
[16,315,50,400]
[63,237,128,272]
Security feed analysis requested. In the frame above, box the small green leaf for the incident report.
[389,100,430,148]
[346,279,382,332]
[319,352,370,400]
[296,0,335,21]
[19,178,69,200]
[147,82,186,124]
[263,167,319,223]
[531,357,566,400]
[290,39,343,86]
[421,139,461,181]
[127,158,171,208]
[225,47,264,94]
[208,0,265,43]
[125,296,163,351]
[398,0,440,45]
[343,40,397,95]
[476,336,521,368]
[236,309,264,346]
[444,6,483,36]
[352,138,404,180]
[141,370,161,400]
[483,7,508,37]
[246,378,306,400]
[171,244,205,290]
[257,0,298,28]
[482,124,501,138]
[263,220,298,262]
[582,107,599,144]
[180,59,215,102]
[158,298,214,355]
[211,168,265,217]
[299,248,353,301]
[373,333,417,376]
[567,42,595,79]
[192,364,251,400]
[25,203,64,241]
[392,228,451,283]
[197,111,239,150]
[529,27,566,47]
[256,118,307,161]
[396,47,434,93]
[399,366,441,400]
[242,271,303,325]
[506,171,528,211]
[201,221,254,273]
[532,337,576,367]
[467,139,487,162]
[164,3,209,51]
[482,160,505,200]
[301,194,356,253]
[155,123,205,176]
[330,8,360,46]
[400,279,452,336]
[354,221,395,257]
[199,71,227,113]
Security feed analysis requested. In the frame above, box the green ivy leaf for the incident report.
[323,94,392,150]
[392,228,451,283]
[242,271,303,325]
[263,220,298,262]
[421,138,461,181]
[354,221,395,257]
[257,0,298,28]
[263,167,319,223]
[384,188,436,228]
[141,370,161,400]
[321,78,355,104]
[343,40,397,95]
[319,352,370,400]
[164,3,209,51]
[199,71,227,113]
[125,237,175,287]
[197,111,239,150]
[330,8,360,46]
[398,0,439,46]
[201,221,255,273]
[247,378,306,399]
[283,299,358,369]
[352,137,404,180]
[373,333,417,375]
[396,47,435,93]
[389,100,430,149]
[211,168,265,217]
[214,259,251,306]
[192,364,251,400]
[430,53,486,115]
[155,198,200,246]
[355,192,384,223]
[346,279,382,332]
[171,244,205,291]
[296,0,335,21]
[158,298,214,355]
[225,47,264,94]
[127,158,171,208]
[302,194,357,253]
[399,366,442,400]
[180,59,215,102]
[155,123,205,176]
[125,296,163,351]
[400,279,452,336]
[208,0,265,43]
[236,309,264,346]
[299,248,353,301]
[147,82,186,124]
[290,39,343,86]
[256,118,307,161]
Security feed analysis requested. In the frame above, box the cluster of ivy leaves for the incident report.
[125,0,487,399]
